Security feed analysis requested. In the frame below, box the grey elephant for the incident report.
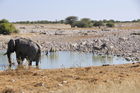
[4,38,41,67]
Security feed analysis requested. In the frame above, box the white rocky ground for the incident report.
[0,23,140,61]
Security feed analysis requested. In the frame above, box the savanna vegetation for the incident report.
[14,16,117,28]
[3,16,140,28]
[0,19,18,35]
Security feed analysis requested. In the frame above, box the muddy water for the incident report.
[0,50,131,70]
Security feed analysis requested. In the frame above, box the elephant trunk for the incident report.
[5,39,15,66]
[4,50,13,67]
[7,52,12,67]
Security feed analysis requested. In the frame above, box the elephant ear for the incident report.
[8,39,15,52]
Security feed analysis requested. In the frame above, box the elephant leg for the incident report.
[16,55,22,65]
[36,61,39,67]
[8,58,12,67]
[7,54,12,67]
[16,58,21,65]
[21,57,24,64]
[28,61,32,66]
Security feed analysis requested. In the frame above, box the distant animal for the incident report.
[93,43,107,50]
[4,38,41,67]
[45,51,48,55]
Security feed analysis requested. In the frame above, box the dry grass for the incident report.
[0,63,140,93]
[57,78,140,93]
[115,26,140,30]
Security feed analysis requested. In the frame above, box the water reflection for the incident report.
[0,50,130,70]
[40,51,130,69]
[92,55,113,64]
[47,52,59,61]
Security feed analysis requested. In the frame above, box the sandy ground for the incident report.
[0,63,140,93]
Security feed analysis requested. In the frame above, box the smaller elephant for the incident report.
[4,38,41,67]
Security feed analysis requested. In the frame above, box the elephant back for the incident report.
[15,38,41,61]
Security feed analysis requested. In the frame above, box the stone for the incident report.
[58,83,63,87]
[62,81,68,84]
[125,57,131,61]
[119,37,128,41]
[34,82,45,87]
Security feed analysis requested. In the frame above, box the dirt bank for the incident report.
[0,63,140,93]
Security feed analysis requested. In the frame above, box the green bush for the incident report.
[80,18,93,27]
[93,21,104,27]
[0,22,18,35]
[106,22,115,27]
[72,18,93,28]
[73,21,85,28]
[73,21,93,28]
[0,19,9,24]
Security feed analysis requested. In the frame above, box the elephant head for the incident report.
[4,39,15,66]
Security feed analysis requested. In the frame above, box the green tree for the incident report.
[65,16,78,27]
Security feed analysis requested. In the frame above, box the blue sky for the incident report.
[0,0,140,22]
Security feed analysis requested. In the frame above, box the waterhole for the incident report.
[0,50,131,70]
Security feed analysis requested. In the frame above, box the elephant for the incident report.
[4,38,41,67]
